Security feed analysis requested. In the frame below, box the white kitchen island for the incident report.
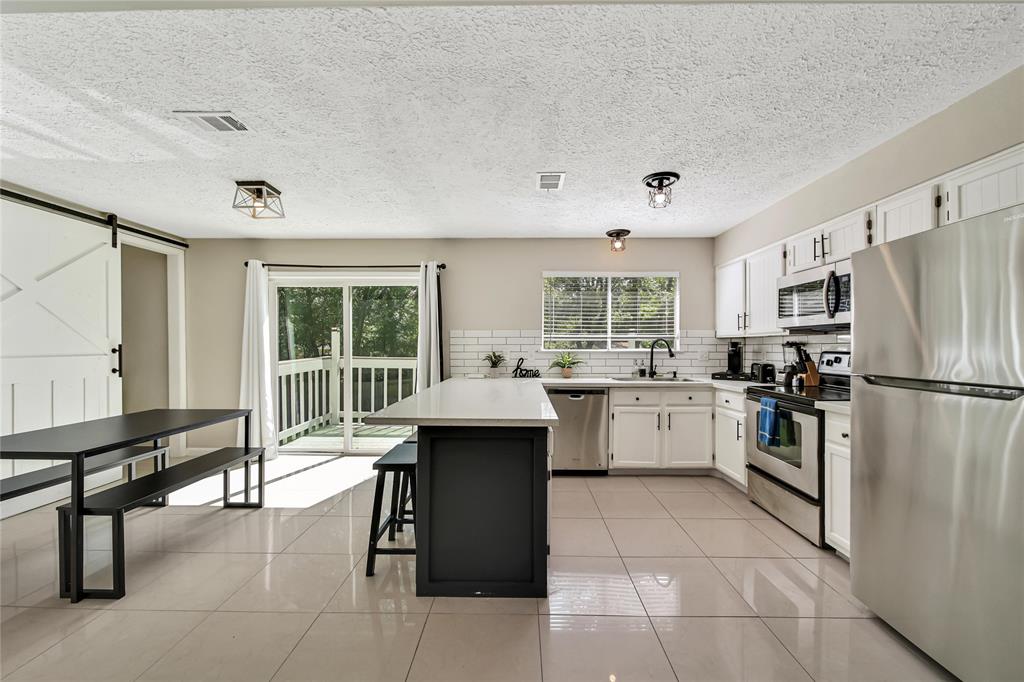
[365,378,558,598]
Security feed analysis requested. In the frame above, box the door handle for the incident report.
[743,312,749,329]
[657,413,661,430]
[822,235,830,258]
[668,413,671,430]
[736,313,741,331]
[736,421,741,440]
[111,344,123,377]
[823,271,838,319]
[568,394,584,400]
[813,236,819,260]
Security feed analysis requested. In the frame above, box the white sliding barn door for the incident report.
[0,199,123,517]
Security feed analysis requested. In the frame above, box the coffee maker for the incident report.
[712,342,754,380]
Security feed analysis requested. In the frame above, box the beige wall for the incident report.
[186,237,714,445]
[715,66,1024,264]
[121,245,169,412]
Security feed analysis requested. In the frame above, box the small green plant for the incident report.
[549,352,584,369]
[483,351,506,368]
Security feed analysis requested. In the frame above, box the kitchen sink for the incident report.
[611,376,700,382]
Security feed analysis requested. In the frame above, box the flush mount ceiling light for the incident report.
[233,180,284,219]
[642,171,680,209]
[606,229,631,253]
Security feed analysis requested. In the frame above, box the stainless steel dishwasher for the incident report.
[546,389,609,471]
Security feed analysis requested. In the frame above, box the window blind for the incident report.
[543,274,679,350]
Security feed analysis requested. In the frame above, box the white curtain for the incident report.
[238,260,278,459]
[417,261,442,391]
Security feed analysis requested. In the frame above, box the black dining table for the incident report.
[0,408,250,602]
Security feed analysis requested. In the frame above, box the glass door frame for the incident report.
[269,268,420,453]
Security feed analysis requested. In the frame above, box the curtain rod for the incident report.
[243,262,445,270]
[1,188,190,250]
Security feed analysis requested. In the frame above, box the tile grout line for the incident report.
[131,610,220,682]
[758,615,817,681]
[0,606,106,678]
[404,583,435,682]
[622,479,681,682]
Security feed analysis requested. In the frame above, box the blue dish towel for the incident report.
[757,397,780,447]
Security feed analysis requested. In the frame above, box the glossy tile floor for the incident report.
[0,465,954,681]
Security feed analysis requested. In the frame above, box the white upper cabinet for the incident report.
[875,184,938,244]
[715,260,746,337]
[941,146,1024,224]
[821,208,870,263]
[744,246,784,336]
[785,229,825,273]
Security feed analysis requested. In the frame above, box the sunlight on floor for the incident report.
[167,454,378,509]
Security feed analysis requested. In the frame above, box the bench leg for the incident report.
[224,454,264,509]
[366,471,387,577]
[141,446,169,507]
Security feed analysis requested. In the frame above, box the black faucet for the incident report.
[648,338,676,378]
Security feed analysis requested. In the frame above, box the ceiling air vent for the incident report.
[173,111,249,132]
[536,172,566,191]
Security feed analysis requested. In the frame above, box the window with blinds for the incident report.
[542,274,679,350]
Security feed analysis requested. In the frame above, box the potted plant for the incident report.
[483,351,506,378]
[549,352,584,379]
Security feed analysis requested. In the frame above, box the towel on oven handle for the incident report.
[757,397,780,447]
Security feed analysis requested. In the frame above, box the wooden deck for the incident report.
[280,423,411,453]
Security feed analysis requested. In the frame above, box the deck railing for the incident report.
[277,355,417,442]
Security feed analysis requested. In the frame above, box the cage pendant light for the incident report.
[233,180,285,219]
[642,171,680,209]
[606,229,631,253]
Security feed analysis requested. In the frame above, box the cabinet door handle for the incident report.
[736,421,741,440]
[822,235,830,258]
[813,236,820,260]
[841,432,849,439]
[743,312,749,329]
[668,413,672,430]
[111,344,123,377]
[657,413,661,431]
[724,398,731,404]
[736,313,741,331]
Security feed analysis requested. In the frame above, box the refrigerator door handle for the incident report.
[862,375,1024,401]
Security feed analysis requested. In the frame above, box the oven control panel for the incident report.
[817,350,851,376]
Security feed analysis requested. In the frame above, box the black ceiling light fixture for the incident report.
[606,229,631,253]
[642,171,680,209]
[233,180,284,219]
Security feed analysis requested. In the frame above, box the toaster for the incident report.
[750,362,776,384]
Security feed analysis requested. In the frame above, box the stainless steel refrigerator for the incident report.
[851,203,1023,681]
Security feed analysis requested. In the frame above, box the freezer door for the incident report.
[851,375,1024,681]
[851,203,1024,387]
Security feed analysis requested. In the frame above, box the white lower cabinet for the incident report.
[664,407,713,467]
[713,405,746,486]
[824,412,852,556]
[610,406,661,468]
[610,389,712,469]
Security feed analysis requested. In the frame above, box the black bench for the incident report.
[366,442,416,577]
[0,445,167,503]
[57,446,265,599]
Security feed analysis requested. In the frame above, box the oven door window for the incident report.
[755,407,803,466]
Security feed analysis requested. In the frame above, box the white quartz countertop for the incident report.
[542,376,772,392]
[816,400,852,416]
[364,378,559,427]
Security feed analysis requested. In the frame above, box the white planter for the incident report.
[488,367,501,378]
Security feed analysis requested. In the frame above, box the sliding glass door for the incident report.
[273,274,418,453]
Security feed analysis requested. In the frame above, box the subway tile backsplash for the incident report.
[448,330,850,379]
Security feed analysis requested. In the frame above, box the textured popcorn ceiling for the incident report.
[1,4,1022,238]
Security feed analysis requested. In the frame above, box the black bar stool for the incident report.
[366,441,416,576]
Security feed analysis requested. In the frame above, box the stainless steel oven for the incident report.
[744,397,821,499]
[777,260,852,332]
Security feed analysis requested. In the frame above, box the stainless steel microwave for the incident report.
[776,260,852,332]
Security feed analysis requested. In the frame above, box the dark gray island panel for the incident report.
[416,425,548,597]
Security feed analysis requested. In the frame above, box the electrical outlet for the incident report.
[698,350,709,361]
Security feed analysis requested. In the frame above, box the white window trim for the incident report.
[540,271,681,352]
